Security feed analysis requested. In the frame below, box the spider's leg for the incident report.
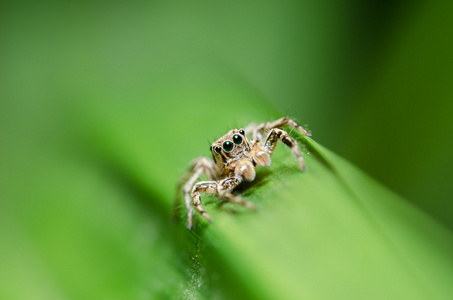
[265,128,306,171]
[182,168,203,229]
[218,177,257,210]
[256,117,310,138]
[191,181,218,224]
[244,122,261,141]
[175,157,217,228]
[174,167,195,217]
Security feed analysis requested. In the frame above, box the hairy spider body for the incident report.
[175,117,310,229]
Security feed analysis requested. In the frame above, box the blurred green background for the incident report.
[1,0,453,299]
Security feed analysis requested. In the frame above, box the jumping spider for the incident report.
[175,117,310,229]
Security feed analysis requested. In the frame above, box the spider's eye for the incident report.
[222,141,234,152]
[233,134,243,145]
[214,146,222,154]
[239,129,245,136]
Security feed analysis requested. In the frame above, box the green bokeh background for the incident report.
[1,0,453,299]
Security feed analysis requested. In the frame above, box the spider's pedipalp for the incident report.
[253,151,271,167]
[235,160,255,181]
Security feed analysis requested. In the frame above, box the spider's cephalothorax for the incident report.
[175,117,310,229]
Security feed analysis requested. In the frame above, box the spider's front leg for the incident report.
[217,177,257,210]
[265,128,306,171]
[250,117,310,141]
[175,157,217,229]
[191,181,218,226]
[190,177,256,228]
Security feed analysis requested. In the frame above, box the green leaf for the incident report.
[71,74,453,299]
[1,1,453,299]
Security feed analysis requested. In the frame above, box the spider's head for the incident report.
[210,128,249,165]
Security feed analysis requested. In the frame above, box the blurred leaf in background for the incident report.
[1,0,453,299]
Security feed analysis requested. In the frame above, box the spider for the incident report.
[175,117,310,229]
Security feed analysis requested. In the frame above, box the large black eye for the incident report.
[214,146,222,153]
[239,129,245,136]
[233,134,242,145]
[223,141,234,152]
